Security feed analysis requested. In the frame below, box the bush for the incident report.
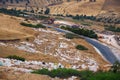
[60,26,98,39]
[32,68,81,78]
[32,68,120,80]
[38,15,49,20]
[105,25,120,32]
[6,55,25,61]
[81,22,92,26]
[110,61,120,73]
[32,68,49,75]
[76,45,88,50]
[87,71,120,80]
[64,33,80,39]
[0,8,25,17]
[44,8,50,14]
[20,22,46,28]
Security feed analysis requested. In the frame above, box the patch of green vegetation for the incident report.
[55,17,64,20]
[20,22,46,28]
[32,68,81,78]
[66,14,120,24]
[72,14,96,21]
[87,71,120,80]
[44,8,50,14]
[0,8,25,17]
[76,45,88,50]
[38,15,49,20]
[60,26,98,39]
[81,22,92,26]
[6,55,25,61]
[110,61,120,73]
[32,61,120,80]
[104,25,120,32]
[64,33,80,39]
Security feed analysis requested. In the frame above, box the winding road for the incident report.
[43,24,118,64]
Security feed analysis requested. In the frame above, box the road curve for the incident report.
[43,24,118,64]
[85,37,117,64]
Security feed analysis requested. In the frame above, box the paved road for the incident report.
[43,24,118,64]
[85,37,117,64]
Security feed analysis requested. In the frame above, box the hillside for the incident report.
[49,0,120,16]
[0,13,109,72]
[0,0,119,80]
[0,0,62,9]
[0,0,120,16]
[49,0,105,16]
[102,0,120,12]
[0,13,36,41]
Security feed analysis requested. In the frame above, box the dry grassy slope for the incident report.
[0,14,108,67]
[0,13,36,40]
[0,66,59,80]
[1,0,120,16]
[0,66,79,80]
[49,0,105,16]
[0,0,62,8]
[49,0,120,16]
[102,0,120,12]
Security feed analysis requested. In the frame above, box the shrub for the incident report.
[32,68,50,75]
[44,8,50,14]
[6,55,25,61]
[87,71,120,80]
[104,25,120,32]
[0,8,25,17]
[110,61,120,73]
[81,22,91,26]
[76,45,88,50]
[32,68,81,78]
[32,68,120,80]
[60,26,98,39]
[64,33,80,39]
[20,22,46,28]
[38,15,49,20]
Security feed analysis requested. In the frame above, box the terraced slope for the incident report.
[49,0,120,16]
[0,0,63,8]
[0,0,119,16]
[49,0,105,16]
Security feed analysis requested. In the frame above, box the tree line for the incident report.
[32,61,120,80]
[61,26,98,39]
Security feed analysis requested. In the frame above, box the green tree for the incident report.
[110,61,120,73]
[44,8,50,14]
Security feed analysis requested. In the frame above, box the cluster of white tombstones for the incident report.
[0,57,99,72]
[0,58,64,72]
[0,28,99,72]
